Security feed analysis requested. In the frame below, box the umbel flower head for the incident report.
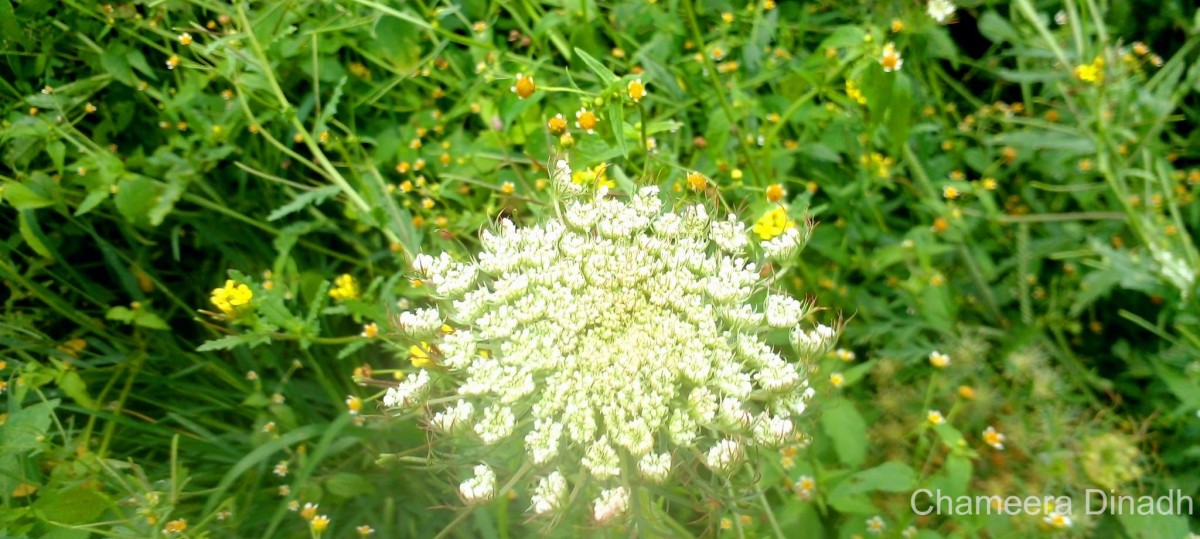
[384,160,836,527]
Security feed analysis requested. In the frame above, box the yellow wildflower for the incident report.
[1074,56,1104,84]
[410,343,434,368]
[627,79,648,102]
[329,274,359,301]
[210,280,253,317]
[511,73,535,99]
[752,207,795,240]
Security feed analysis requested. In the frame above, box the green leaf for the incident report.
[2,182,55,210]
[574,47,618,86]
[0,400,58,454]
[267,185,342,221]
[19,210,53,258]
[102,45,137,86]
[75,188,110,216]
[821,399,867,467]
[977,11,1020,44]
[32,486,108,524]
[325,472,376,498]
[608,100,627,157]
[829,462,917,498]
[887,73,913,153]
[819,26,865,49]
[197,333,271,352]
[0,0,28,48]
[57,371,97,409]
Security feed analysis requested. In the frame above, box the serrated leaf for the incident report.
[0,400,58,454]
[267,185,341,221]
[197,333,270,352]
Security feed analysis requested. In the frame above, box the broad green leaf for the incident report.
[821,399,867,467]
[57,371,97,409]
[0,400,58,454]
[32,486,108,524]
[2,182,54,209]
[829,462,917,498]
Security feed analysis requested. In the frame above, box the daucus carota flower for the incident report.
[926,0,956,23]
[384,163,834,526]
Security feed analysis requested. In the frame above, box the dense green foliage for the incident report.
[2,0,1200,537]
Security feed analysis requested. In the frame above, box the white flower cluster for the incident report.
[927,0,956,23]
[390,170,837,525]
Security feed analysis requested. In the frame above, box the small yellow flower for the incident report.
[361,323,379,338]
[942,186,960,200]
[829,372,845,388]
[329,274,359,301]
[720,518,733,530]
[982,426,1006,450]
[880,43,903,72]
[311,515,330,533]
[834,348,856,361]
[1074,56,1104,84]
[472,21,487,33]
[300,503,318,521]
[958,385,976,400]
[575,107,599,134]
[274,461,289,477]
[766,183,786,203]
[410,343,434,368]
[981,178,998,190]
[346,395,363,415]
[163,519,187,534]
[421,198,435,210]
[178,32,193,46]
[356,525,376,536]
[627,79,648,102]
[0,360,7,370]
[752,207,795,240]
[166,55,180,70]
[210,280,253,317]
[845,79,867,105]
[511,73,536,99]
[547,113,567,134]
[731,168,743,180]
[278,485,291,496]
[409,137,422,149]
[927,410,945,426]
[721,12,734,24]
[686,171,707,191]
[929,351,951,368]
[891,19,905,33]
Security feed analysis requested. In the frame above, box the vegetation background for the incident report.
[2,0,1199,537]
